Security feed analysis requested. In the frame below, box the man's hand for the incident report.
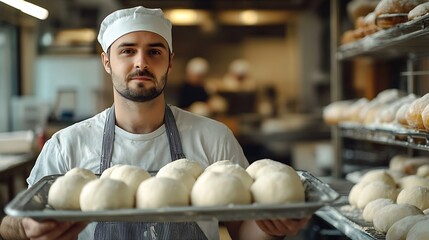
[255,216,311,238]
[21,218,87,240]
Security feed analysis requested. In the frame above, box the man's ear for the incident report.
[101,52,111,74]
[168,52,174,74]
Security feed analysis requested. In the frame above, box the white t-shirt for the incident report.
[27,106,249,240]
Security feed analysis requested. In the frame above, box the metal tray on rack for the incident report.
[316,205,385,240]
[5,171,339,222]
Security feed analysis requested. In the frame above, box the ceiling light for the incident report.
[168,9,198,25]
[240,10,259,25]
[0,0,49,20]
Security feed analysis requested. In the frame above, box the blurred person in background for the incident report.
[178,57,210,110]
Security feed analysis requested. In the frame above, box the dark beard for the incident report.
[115,68,168,102]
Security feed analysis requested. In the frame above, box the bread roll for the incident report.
[386,214,427,240]
[107,165,151,194]
[373,203,423,233]
[342,98,369,122]
[357,181,398,209]
[48,175,91,210]
[362,198,395,222]
[205,162,253,189]
[406,219,429,240]
[406,93,429,130]
[80,178,134,211]
[347,0,379,21]
[378,94,417,123]
[399,175,429,189]
[349,181,369,207]
[390,155,409,171]
[246,159,287,179]
[136,177,189,208]
[402,157,429,175]
[397,186,429,210]
[159,158,203,179]
[421,103,429,131]
[251,162,300,182]
[416,165,429,177]
[323,100,353,125]
[156,168,195,193]
[360,169,396,187]
[374,0,426,28]
[65,167,97,180]
[408,2,429,20]
[191,171,251,206]
[396,102,412,126]
[250,171,305,204]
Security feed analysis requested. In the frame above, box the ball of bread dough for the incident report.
[400,175,429,189]
[159,158,203,179]
[349,182,369,207]
[373,203,423,233]
[357,181,398,209]
[48,175,91,210]
[80,178,134,211]
[406,219,429,240]
[397,186,429,211]
[246,159,285,179]
[386,214,426,240]
[390,155,408,171]
[205,163,253,189]
[360,169,396,187]
[191,171,251,206]
[65,167,97,180]
[136,177,189,208]
[156,168,195,192]
[416,165,429,178]
[205,159,235,169]
[402,157,429,175]
[100,164,123,178]
[362,198,394,222]
[107,165,151,194]
[252,162,300,183]
[250,171,305,204]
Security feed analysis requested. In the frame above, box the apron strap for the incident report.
[99,104,186,174]
[100,105,116,174]
[165,104,186,161]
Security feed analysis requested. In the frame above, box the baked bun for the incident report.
[374,0,427,28]
[348,0,380,21]
[406,93,429,130]
[408,2,429,20]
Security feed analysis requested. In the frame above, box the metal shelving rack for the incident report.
[321,1,429,239]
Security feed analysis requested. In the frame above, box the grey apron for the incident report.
[94,105,208,240]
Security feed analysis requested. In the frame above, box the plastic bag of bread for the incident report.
[406,93,429,130]
[408,2,429,20]
[374,0,427,28]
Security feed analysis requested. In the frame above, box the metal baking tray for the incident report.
[5,170,339,222]
[316,205,385,240]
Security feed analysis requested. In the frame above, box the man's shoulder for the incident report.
[171,106,229,130]
[52,109,107,139]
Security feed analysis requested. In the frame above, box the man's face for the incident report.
[102,31,173,102]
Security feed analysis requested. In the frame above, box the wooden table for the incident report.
[0,154,35,202]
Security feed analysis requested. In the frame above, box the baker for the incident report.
[0,5,310,240]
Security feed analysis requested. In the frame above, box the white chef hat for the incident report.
[229,59,249,76]
[186,57,209,75]
[97,6,173,53]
